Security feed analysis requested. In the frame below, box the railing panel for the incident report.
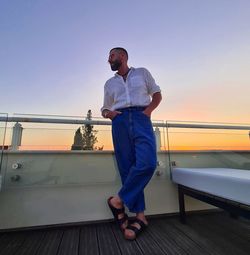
[0,113,8,176]
[10,114,111,151]
[1,115,250,189]
[166,121,250,170]
[18,124,112,151]
[0,114,170,189]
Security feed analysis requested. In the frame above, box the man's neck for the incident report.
[117,65,130,76]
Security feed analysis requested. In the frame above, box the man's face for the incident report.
[108,50,122,71]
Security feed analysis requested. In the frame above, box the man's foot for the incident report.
[124,218,148,240]
[107,196,128,231]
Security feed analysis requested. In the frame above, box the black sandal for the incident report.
[125,218,148,240]
[107,197,128,231]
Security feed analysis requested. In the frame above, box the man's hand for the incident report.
[105,110,122,120]
[142,109,152,118]
[143,92,162,118]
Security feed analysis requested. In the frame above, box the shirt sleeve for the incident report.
[100,83,113,113]
[144,68,161,96]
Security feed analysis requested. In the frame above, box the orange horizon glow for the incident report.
[16,145,250,151]
[2,123,250,152]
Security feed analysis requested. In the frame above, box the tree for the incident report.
[71,128,83,150]
[82,110,98,150]
[71,110,98,150]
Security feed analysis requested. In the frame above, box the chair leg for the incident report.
[178,185,186,224]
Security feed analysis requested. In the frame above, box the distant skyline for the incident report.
[1,0,250,123]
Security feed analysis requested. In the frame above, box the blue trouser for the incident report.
[111,107,157,213]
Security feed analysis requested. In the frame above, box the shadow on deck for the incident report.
[0,211,249,255]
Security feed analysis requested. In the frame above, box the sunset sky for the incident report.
[1,0,250,124]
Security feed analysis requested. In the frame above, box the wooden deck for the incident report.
[0,212,249,255]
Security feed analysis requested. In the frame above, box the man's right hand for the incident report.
[105,110,122,120]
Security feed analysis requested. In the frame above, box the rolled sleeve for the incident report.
[144,68,161,96]
[100,83,113,113]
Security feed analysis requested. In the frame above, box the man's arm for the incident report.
[101,83,119,119]
[143,92,162,117]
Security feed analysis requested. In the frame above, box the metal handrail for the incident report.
[0,116,250,130]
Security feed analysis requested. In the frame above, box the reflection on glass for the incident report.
[167,121,250,170]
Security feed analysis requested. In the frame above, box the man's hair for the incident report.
[110,47,128,59]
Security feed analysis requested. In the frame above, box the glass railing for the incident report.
[10,113,112,151]
[1,115,250,190]
[0,113,8,172]
[0,114,169,189]
[166,121,250,170]
[3,114,168,152]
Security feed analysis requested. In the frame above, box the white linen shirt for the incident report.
[101,67,161,112]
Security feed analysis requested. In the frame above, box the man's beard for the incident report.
[110,59,122,71]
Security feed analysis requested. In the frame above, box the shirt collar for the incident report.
[114,67,134,77]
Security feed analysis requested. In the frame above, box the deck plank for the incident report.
[208,213,250,241]
[167,216,224,255]
[96,223,121,255]
[16,230,46,255]
[155,217,211,255]
[57,227,80,255]
[134,225,166,255]
[35,229,63,255]
[0,232,27,255]
[196,214,250,254]
[0,212,249,255]
[145,219,187,255]
[78,225,99,255]
[188,214,249,255]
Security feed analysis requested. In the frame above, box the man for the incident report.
[101,47,162,240]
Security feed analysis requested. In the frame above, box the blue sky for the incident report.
[1,0,250,122]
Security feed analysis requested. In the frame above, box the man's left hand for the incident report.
[143,109,151,118]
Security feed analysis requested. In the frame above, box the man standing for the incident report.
[101,47,162,240]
